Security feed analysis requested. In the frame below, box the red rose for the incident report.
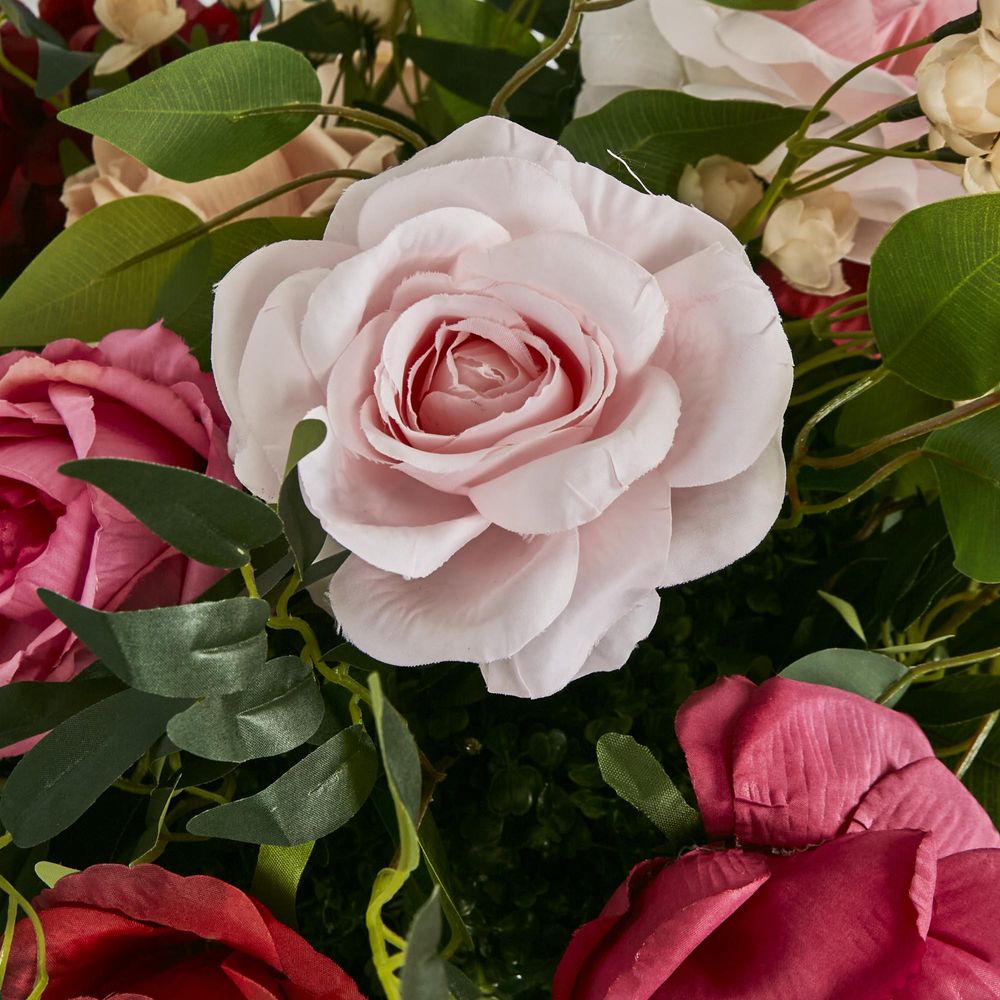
[757,259,871,334]
[554,677,1000,999]
[6,864,366,999]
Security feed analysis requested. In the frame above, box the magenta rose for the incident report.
[554,677,1000,998]
[6,863,364,999]
[213,117,793,698]
[0,323,234,689]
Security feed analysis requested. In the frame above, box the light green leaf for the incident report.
[401,890,448,1000]
[925,406,1000,583]
[596,733,700,845]
[251,841,316,928]
[186,725,378,845]
[560,91,809,196]
[130,779,180,864]
[0,196,202,347]
[34,862,79,888]
[370,674,422,826]
[816,590,868,644]
[780,648,908,705]
[167,657,325,762]
[0,689,189,846]
[58,42,321,182]
[61,458,283,568]
[870,194,1000,400]
[39,591,270,697]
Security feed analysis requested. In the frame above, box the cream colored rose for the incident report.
[984,0,1000,36]
[677,156,763,230]
[963,139,1000,193]
[94,0,186,75]
[762,190,859,297]
[62,124,398,225]
[916,30,1000,156]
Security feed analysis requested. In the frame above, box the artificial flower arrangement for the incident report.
[0,0,999,995]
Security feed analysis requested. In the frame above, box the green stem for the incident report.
[797,448,923,512]
[789,370,870,407]
[879,645,1000,704]
[233,104,426,150]
[0,872,46,1000]
[0,895,19,992]
[790,136,941,161]
[955,711,1000,781]
[241,562,260,600]
[794,346,852,379]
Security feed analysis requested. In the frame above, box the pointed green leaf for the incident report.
[33,862,79,888]
[370,674,422,825]
[58,42,321,181]
[816,590,868,644]
[61,458,283,568]
[780,648,908,705]
[39,591,270,697]
[279,419,330,577]
[402,890,448,1000]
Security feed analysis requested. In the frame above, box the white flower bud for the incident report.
[762,189,859,298]
[963,139,1000,193]
[94,0,185,75]
[983,0,1000,37]
[677,156,763,230]
[916,30,1000,156]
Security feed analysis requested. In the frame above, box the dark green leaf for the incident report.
[413,0,537,50]
[0,196,202,347]
[58,42,321,182]
[167,657,325,762]
[35,41,99,99]
[259,3,364,55]
[186,724,378,845]
[301,550,349,585]
[780,648,908,705]
[870,194,1000,400]
[0,672,123,749]
[925,406,1000,583]
[595,732,700,844]
[279,419,329,577]
[952,599,1000,656]
[129,780,178,864]
[0,0,62,43]
[39,591,270,697]
[903,674,1000,726]
[370,674,422,825]
[401,890,448,1000]
[561,91,808,196]
[418,812,474,953]
[61,458,283,567]
[445,963,484,1000]
[0,689,188,846]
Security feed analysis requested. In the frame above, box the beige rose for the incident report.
[62,124,398,225]
[94,0,186,75]
[677,156,763,230]
[916,30,1000,156]
[963,139,1000,193]
[762,190,859,297]
[984,0,1000,36]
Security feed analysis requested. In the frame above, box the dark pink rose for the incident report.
[0,323,235,691]
[554,677,1000,999]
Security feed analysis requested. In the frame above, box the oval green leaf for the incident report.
[780,648,908,705]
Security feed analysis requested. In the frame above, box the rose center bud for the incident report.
[0,478,60,589]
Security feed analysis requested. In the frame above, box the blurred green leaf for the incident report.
[816,590,868,644]
[401,890,448,1000]
[259,3,365,55]
[903,674,1000,726]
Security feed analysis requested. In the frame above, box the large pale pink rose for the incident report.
[578,0,967,259]
[554,677,1000,998]
[212,117,792,698]
[0,323,234,689]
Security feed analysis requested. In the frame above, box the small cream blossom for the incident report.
[983,0,1000,36]
[963,139,1000,193]
[677,156,763,230]
[762,190,859,297]
[94,0,186,76]
[916,29,1000,156]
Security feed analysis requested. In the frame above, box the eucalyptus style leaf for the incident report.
[186,725,378,845]
[60,458,283,568]
[924,407,1000,583]
[279,419,330,577]
[370,674,422,825]
[0,672,123,748]
[35,41,99,99]
[869,194,1000,400]
[58,42,322,182]
[401,890,448,1000]
[596,733,701,845]
[560,91,809,196]
[902,674,1000,726]
[0,196,202,347]
[780,648,909,705]
[166,657,325,763]
[0,689,190,847]
[444,963,483,1000]
[39,590,270,697]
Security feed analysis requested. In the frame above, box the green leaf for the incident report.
[836,373,949,448]
[0,196,202,348]
[952,598,1000,656]
[61,458,283,568]
[417,812,474,954]
[35,41,99,99]
[445,963,484,1000]
[0,0,62,43]
[129,780,179,864]
[903,674,1000,726]
[259,3,364,54]
[33,862,78,889]
[925,406,1000,583]
[167,657,325,762]
[401,890,448,1000]
[0,689,189,846]
[186,724,378,845]
[279,419,330,577]
[780,648,909,705]
[0,672,123,749]
[58,42,321,182]
[560,91,808,196]
[39,591,270,697]
[816,590,868,644]
[370,674,422,825]
[413,0,536,50]
[251,841,315,928]
[595,733,700,845]
[869,194,1000,400]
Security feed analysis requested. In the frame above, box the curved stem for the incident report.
[233,104,425,149]
[790,136,940,161]
[789,370,870,407]
[879,644,1000,705]
[955,712,1000,780]
[0,872,46,1000]
[0,896,18,991]
[796,447,924,514]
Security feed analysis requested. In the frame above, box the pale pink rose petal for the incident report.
[659,434,787,588]
[355,156,588,248]
[298,414,488,579]
[328,526,580,665]
[481,471,671,697]
[571,592,662,684]
[654,248,792,488]
[847,757,1000,857]
[468,367,680,535]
